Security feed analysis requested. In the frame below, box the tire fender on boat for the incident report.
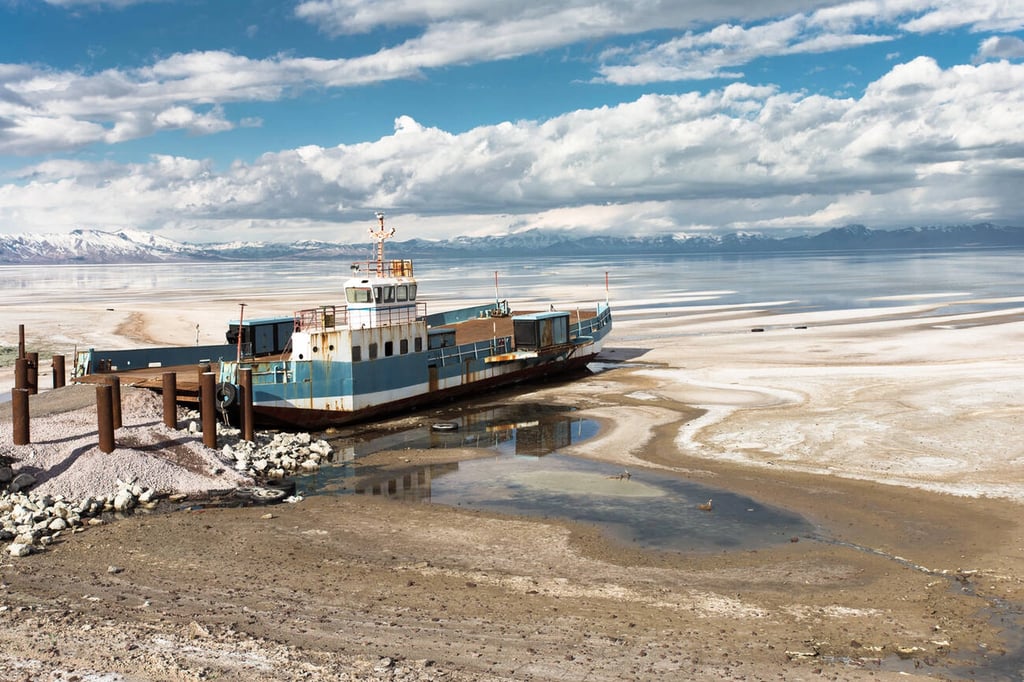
[215,382,238,408]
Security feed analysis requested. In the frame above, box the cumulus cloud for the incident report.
[975,35,1024,61]
[2,58,1022,241]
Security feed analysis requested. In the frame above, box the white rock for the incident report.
[48,517,68,531]
[113,489,136,512]
[7,543,32,557]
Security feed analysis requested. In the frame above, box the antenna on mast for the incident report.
[369,211,395,276]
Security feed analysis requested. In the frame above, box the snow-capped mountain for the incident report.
[0,223,1021,264]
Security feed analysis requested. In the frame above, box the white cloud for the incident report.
[4,0,1021,157]
[976,35,1024,61]
[901,1,1024,33]
[2,58,1022,240]
[597,14,893,84]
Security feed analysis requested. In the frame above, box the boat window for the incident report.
[385,341,394,357]
[347,287,372,304]
[383,286,395,303]
[352,345,361,362]
[368,343,378,360]
[400,339,409,355]
[373,286,382,303]
[408,284,417,301]
[395,285,408,302]
[414,337,422,352]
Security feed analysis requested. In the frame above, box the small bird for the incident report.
[697,498,713,512]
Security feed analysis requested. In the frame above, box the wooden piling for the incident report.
[106,375,122,429]
[239,367,254,442]
[200,371,217,448]
[52,355,66,389]
[96,384,115,453]
[11,388,29,445]
[162,372,178,429]
[26,352,38,395]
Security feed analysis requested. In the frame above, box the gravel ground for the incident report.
[1,385,250,499]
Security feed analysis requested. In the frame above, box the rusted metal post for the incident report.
[236,302,246,363]
[200,371,217,448]
[197,362,211,385]
[14,357,28,390]
[162,372,178,429]
[239,366,254,442]
[11,388,29,445]
[52,355,66,389]
[106,375,122,429]
[26,352,38,395]
[17,324,25,359]
[96,384,115,453]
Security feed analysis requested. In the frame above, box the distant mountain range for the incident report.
[1,223,1022,264]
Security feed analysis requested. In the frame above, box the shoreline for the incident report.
[2,290,1024,679]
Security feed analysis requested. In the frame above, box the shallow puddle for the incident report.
[300,404,815,553]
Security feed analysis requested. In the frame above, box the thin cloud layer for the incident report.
[3,57,1021,241]
[2,0,1021,157]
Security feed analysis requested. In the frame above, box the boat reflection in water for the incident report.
[299,403,814,553]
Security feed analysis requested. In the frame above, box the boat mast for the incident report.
[369,211,396,276]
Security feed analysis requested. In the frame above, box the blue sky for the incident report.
[1,1,1022,243]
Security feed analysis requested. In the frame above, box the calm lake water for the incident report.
[2,248,1023,314]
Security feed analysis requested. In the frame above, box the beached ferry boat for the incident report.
[216,214,612,427]
[75,215,612,429]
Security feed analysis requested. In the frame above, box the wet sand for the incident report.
[2,290,1024,680]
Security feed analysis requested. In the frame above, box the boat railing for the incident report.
[429,335,512,366]
[571,302,612,339]
[295,302,428,331]
[295,306,347,332]
[352,258,415,278]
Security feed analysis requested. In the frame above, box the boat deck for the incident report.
[75,363,214,402]
[438,308,595,345]
[75,308,597,399]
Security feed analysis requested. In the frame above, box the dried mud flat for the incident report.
[2,299,1024,680]
[0,379,1022,681]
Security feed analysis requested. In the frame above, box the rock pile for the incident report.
[179,411,335,480]
[220,428,334,480]
[1,478,164,557]
[3,411,334,558]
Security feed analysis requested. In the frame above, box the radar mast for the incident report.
[369,211,396,276]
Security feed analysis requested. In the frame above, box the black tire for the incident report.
[215,382,238,407]
[233,486,256,500]
[431,421,459,432]
[250,487,287,503]
[263,478,297,496]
